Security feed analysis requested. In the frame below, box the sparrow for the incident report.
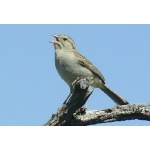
[50,34,129,105]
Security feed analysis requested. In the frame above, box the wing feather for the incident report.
[74,52,105,84]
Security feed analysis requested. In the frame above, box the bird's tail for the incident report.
[100,84,129,105]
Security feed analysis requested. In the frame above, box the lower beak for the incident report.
[49,40,59,44]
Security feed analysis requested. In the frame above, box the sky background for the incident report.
[0,24,150,126]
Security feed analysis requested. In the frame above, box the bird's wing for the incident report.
[74,51,105,84]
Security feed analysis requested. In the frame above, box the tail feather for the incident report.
[100,84,129,105]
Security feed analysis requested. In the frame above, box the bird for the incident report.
[50,34,129,105]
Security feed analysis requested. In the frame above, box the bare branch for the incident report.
[45,78,93,126]
[70,104,150,125]
[44,77,150,126]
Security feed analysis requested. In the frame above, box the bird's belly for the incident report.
[55,58,93,86]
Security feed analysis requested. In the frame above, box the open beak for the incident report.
[50,35,59,44]
[50,35,58,44]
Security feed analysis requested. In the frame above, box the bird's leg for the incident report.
[63,78,81,104]
[63,87,72,104]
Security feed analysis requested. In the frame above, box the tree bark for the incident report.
[45,78,150,126]
[70,104,150,125]
[45,78,93,126]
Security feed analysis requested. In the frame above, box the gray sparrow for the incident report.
[50,34,129,105]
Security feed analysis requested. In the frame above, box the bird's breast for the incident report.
[55,50,93,86]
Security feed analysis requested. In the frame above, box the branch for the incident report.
[45,78,93,126]
[44,78,150,126]
[70,104,150,125]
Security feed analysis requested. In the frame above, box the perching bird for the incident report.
[51,34,129,105]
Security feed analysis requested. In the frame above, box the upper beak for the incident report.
[53,35,59,40]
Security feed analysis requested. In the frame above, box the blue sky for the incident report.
[0,24,150,125]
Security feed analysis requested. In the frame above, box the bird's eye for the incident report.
[63,38,67,41]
